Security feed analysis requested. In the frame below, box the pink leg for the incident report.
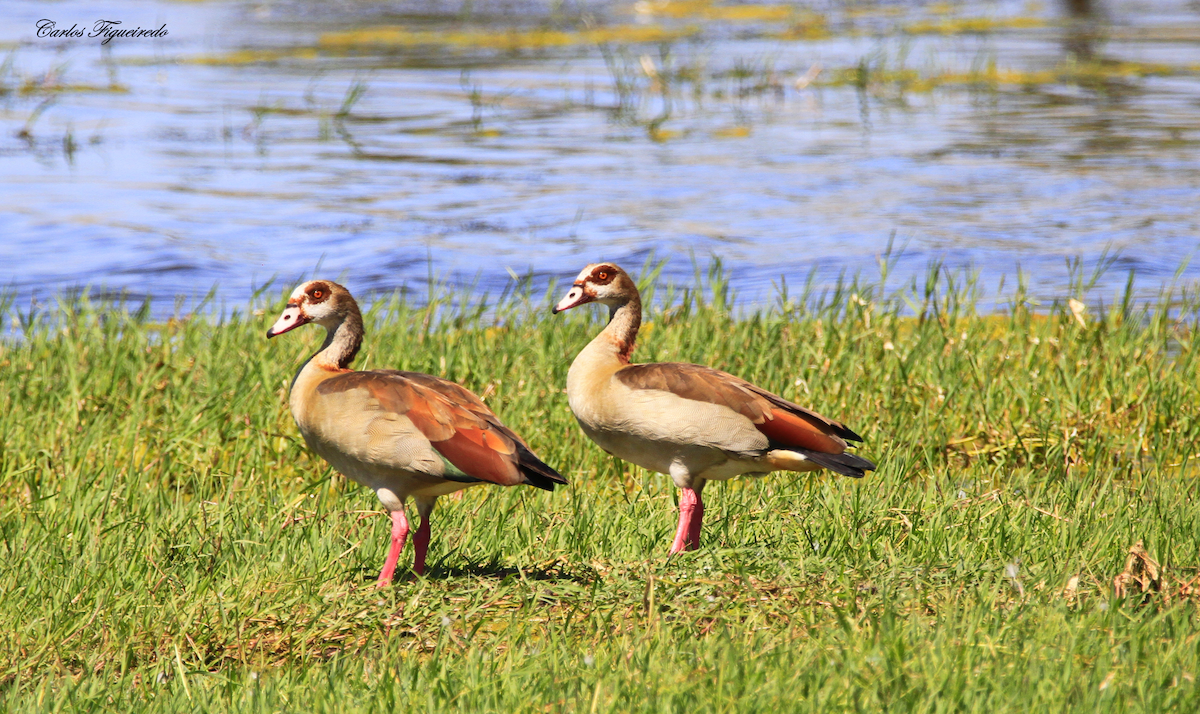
[376,510,410,588]
[669,488,701,555]
[685,490,704,551]
[412,515,431,576]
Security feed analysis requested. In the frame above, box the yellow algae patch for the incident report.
[844,5,907,18]
[924,2,959,16]
[903,15,1047,35]
[635,0,795,22]
[820,57,1190,92]
[712,125,751,138]
[18,82,130,95]
[897,68,1057,91]
[700,4,794,21]
[319,24,698,51]
[1065,59,1178,79]
[648,126,682,141]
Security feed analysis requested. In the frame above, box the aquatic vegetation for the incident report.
[901,14,1048,35]
[823,52,1188,93]
[81,0,1194,150]
[318,24,701,52]
[632,0,799,23]
[1,263,1198,710]
[578,33,1199,139]
[0,52,127,96]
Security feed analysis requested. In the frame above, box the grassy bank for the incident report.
[1,265,1198,712]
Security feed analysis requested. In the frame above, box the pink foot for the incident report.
[376,510,410,588]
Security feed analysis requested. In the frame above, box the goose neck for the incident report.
[313,312,363,372]
[600,297,641,364]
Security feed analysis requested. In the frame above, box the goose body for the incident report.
[268,280,566,585]
[553,263,873,553]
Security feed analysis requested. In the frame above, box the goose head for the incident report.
[266,279,355,338]
[552,263,639,314]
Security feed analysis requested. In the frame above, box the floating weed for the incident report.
[633,0,798,23]
[901,14,1049,35]
[711,125,751,138]
[318,24,701,52]
[820,55,1192,93]
[173,48,322,66]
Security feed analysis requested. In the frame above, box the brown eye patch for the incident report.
[306,282,331,302]
[590,266,616,284]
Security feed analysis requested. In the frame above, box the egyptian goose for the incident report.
[267,280,567,586]
[552,263,874,554]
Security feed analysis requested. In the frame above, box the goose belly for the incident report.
[576,418,766,481]
[298,416,464,502]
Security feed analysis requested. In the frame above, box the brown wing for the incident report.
[382,371,533,449]
[318,370,566,490]
[614,362,859,455]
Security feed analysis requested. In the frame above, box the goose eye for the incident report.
[312,289,324,300]
[597,271,608,281]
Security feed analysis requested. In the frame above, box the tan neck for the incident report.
[565,295,642,414]
[313,310,363,371]
[583,296,642,365]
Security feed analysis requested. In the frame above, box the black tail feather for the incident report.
[797,449,876,479]
[517,443,569,491]
[839,426,866,443]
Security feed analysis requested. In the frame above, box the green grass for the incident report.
[1,262,1199,712]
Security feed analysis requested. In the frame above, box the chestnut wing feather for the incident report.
[614,362,860,455]
[317,370,566,489]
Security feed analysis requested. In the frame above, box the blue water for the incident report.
[2,0,1199,318]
